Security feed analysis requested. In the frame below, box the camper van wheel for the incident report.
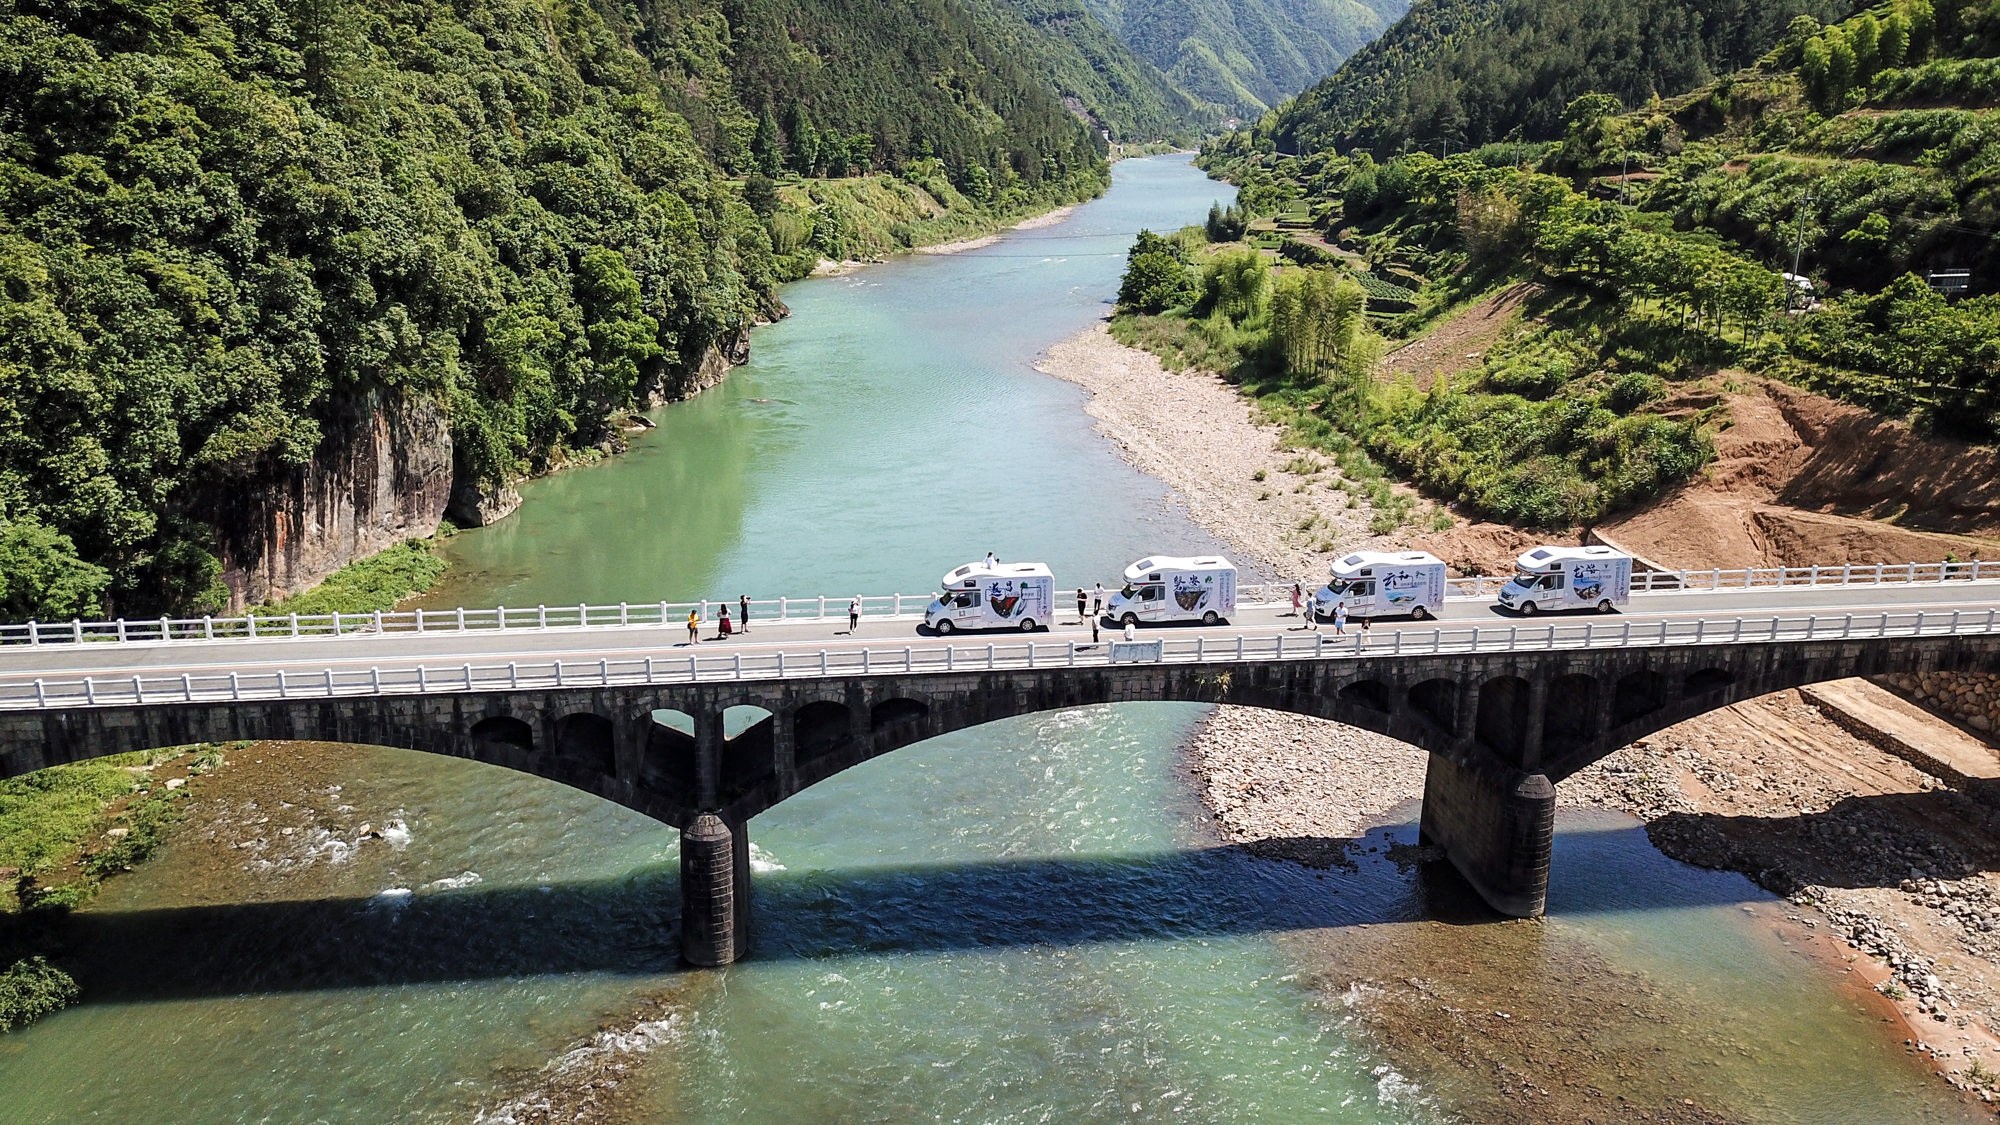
[935,619,955,636]
[1202,611,1218,626]
[1597,599,1616,614]
[1517,601,1538,617]
[1121,613,1139,628]
[1019,618,1037,632]
[1410,605,1430,621]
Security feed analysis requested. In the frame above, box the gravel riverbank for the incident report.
[1046,321,1997,1112]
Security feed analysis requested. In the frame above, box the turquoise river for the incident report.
[0,156,1977,1124]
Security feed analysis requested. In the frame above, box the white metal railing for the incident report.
[1,560,1990,648]
[8,605,1996,712]
[1443,558,1992,598]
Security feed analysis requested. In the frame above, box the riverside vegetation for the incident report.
[0,744,234,1030]
[0,0,1122,625]
[1115,0,2000,533]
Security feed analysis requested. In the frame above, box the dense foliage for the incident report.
[0,0,1113,620]
[1270,0,1847,155]
[1176,0,2000,540]
[0,956,77,1032]
[1083,0,1410,116]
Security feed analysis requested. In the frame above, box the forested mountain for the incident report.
[1084,0,1412,118]
[967,0,1224,140]
[1178,0,2000,533]
[0,0,1109,619]
[1271,0,1851,155]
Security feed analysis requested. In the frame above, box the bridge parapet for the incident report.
[2,561,1991,648]
[6,605,1996,712]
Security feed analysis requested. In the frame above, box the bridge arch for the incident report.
[5,630,1996,950]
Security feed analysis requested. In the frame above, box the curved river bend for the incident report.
[0,157,1975,1125]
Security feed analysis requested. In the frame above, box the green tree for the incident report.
[1270,269,1367,377]
[753,108,787,177]
[788,101,821,177]
[1200,251,1270,322]
[1117,230,1197,312]
[0,520,111,621]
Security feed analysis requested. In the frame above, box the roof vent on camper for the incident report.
[1529,548,1551,560]
[1343,554,1365,566]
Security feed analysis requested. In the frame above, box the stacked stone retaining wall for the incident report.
[1875,672,2000,736]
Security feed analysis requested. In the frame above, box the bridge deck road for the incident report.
[0,581,1996,694]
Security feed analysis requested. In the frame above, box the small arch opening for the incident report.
[871,697,930,732]
[1685,668,1735,697]
[1477,676,1532,766]
[1408,678,1458,735]
[644,709,696,795]
[1612,670,1666,727]
[1339,679,1391,713]
[795,700,854,763]
[720,705,776,800]
[1543,674,1599,756]
[724,705,774,740]
[470,715,534,753]
[555,713,615,775]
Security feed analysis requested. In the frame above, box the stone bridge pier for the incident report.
[3,631,1997,965]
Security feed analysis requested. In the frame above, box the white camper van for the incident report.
[1104,555,1237,626]
[1312,551,1447,621]
[926,561,1055,634]
[1497,545,1632,615]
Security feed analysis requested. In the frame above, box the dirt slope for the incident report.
[1596,379,1999,569]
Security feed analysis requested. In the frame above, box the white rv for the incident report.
[1312,551,1447,621]
[926,561,1055,634]
[1104,555,1237,626]
[1497,545,1632,615]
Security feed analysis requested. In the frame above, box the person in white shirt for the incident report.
[848,597,860,633]
[984,551,997,569]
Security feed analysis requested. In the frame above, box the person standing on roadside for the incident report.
[717,606,733,639]
[738,595,751,634]
[985,550,997,569]
[848,596,861,634]
[687,609,700,644]
[1333,602,1347,635]
[1091,615,1100,644]
[1092,582,1104,617]
[1075,588,1087,622]
[1358,615,1371,648]
[1290,582,1304,617]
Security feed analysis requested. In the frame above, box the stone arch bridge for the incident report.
[6,630,1998,965]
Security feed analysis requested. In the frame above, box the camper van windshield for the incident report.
[1120,583,1137,599]
[1511,569,1540,585]
[1326,579,1353,595]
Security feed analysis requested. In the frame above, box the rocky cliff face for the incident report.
[220,324,767,604]
[212,388,452,612]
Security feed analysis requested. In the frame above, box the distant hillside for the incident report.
[971,0,1224,140]
[1272,0,1851,155]
[632,0,1113,176]
[1084,0,1412,118]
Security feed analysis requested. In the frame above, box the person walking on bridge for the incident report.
[1332,602,1347,635]
[1092,582,1104,617]
[1289,582,1304,617]
[687,608,700,644]
[738,595,750,633]
[1076,588,1087,622]
[848,596,861,634]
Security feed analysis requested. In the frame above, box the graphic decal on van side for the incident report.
[1173,574,1213,612]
